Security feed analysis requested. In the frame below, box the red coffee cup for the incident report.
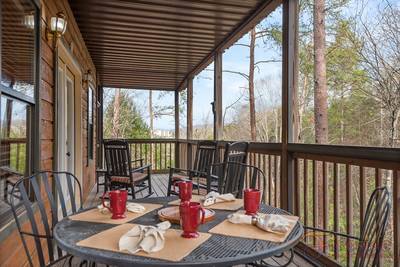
[102,190,128,219]
[173,180,193,202]
[244,188,261,216]
[179,201,205,238]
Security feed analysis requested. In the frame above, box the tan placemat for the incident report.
[77,223,211,262]
[209,213,299,243]
[169,194,243,211]
[69,203,163,224]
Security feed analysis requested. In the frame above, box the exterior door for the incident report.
[57,59,75,174]
[56,42,83,216]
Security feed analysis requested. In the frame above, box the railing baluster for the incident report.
[376,168,382,187]
[164,143,167,170]
[304,159,308,244]
[16,144,20,171]
[268,155,272,205]
[312,160,317,248]
[274,155,278,207]
[333,163,339,261]
[393,170,399,266]
[294,158,300,216]
[322,161,328,254]
[360,166,366,228]
[346,164,353,266]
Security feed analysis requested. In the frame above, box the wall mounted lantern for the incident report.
[83,70,94,87]
[24,12,35,30]
[47,12,67,46]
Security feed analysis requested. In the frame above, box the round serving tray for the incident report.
[158,206,215,224]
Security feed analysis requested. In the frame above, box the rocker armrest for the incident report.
[304,226,360,240]
[131,164,151,173]
[169,167,207,178]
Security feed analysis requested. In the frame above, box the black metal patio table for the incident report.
[54,196,303,267]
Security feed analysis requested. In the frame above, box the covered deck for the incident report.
[68,0,399,266]
[0,0,398,266]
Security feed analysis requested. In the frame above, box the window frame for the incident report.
[0,0,40,227]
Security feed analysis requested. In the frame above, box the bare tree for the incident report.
[112,88,121,138]
[357,4,400,147]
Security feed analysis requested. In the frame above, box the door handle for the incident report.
[66,152,71,157]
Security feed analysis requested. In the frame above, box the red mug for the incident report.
[179,201,205,238]
[102,190,128,219]
[244,188,261,216]
[173,180,193,202]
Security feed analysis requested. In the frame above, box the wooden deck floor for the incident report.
[84,174,314,267]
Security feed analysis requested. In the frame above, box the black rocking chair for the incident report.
[206,141,249,194]
[167,140,218,196]
[10,171,88,267]
[104,140,152,199]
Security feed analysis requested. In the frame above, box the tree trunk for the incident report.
[313,0,328,251]
[313,0,328,144]
[112,88,121,138]
[389,108,399,147]
[249,27,257,141]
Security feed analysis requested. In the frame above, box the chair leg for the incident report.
[148,176,153,196]
[131,184,136,199]
[4,180,8,201]
[167,169,173,196]
[96,174,99,193]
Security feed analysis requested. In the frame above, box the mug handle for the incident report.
[173,180,182,194]
[101,191,112,212]
[199,207,206,224]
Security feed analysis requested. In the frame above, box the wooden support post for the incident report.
[214,52,223,140]
[187,78,193,140]
[187,78,193,168]
[174,90,180,168]
[281,0,298,212]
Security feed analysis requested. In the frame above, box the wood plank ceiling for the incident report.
[68,0,265,90]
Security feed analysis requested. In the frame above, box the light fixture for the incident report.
[24,12,35,30]
[83,70,94,87]
[47,12,67,45]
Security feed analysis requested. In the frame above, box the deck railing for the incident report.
[101,138,399,266]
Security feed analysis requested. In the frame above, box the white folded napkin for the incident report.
[257,214,293,234]
[227,213,254,224]
[202,191,236,207]
[227,213,294,234]
[119,221,171,254]
[97,202,146,214]
[126,202,146,213]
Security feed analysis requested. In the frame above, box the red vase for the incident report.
[102,190,128,219]
[179,201,205,238]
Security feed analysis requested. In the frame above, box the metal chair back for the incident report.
[354,187,391,267]
[192,140,218,176]
[10,171,83,267]
[104,140,132,178]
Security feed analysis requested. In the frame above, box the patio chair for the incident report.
[206,141,249,194]
[209,161,266,199]
[167,140,218,196]
[9,171,90,267]
[303,186,391,267]
[104,140,152,199]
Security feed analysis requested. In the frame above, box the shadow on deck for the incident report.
[84,174,315,267]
